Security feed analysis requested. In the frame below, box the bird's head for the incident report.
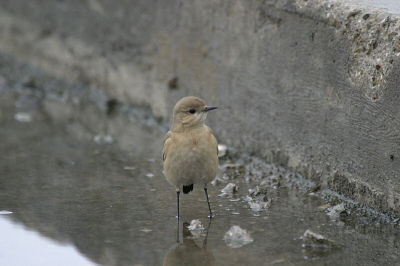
[171,97,217,131]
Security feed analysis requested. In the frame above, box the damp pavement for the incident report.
[1,54,400,265]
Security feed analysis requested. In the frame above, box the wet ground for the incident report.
[1,54,400,265]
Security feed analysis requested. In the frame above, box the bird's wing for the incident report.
[208,127,219,156]
[162,131,172,161]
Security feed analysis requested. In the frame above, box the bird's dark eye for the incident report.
[189,109,196,114]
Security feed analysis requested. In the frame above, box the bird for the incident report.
[162,96,218,218]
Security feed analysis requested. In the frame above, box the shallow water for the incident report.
[0,56,400,265]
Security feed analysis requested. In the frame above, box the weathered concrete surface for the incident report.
[0,0,399,216]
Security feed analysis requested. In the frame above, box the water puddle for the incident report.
[0,54,399,265]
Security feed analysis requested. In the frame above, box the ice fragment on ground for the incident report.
[223,225,253,248]
[247,185,271,211]
[249,186,268,202]
[327,203,348,217]
[93,133,114,144]
[188,219,204,238]
[188,219,204,230]
[301,229,343,250]
[217,144,227,157]
[14,112,32,122]
[248,201,271,211]
[221,183,239,193]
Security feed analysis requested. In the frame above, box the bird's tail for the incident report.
[183,184,193,194]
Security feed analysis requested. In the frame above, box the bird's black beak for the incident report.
[203,106,217,112]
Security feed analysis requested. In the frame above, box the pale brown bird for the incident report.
[162,97,218,218]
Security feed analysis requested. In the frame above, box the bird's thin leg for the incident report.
[204,188,212,218]
[176,191,180,219]
[176,215,180,243]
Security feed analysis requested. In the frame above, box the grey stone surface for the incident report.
[0,0,399,216]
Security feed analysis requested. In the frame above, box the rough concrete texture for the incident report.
[0,0,399,216]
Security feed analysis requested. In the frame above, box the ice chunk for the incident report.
[223,225,253,248]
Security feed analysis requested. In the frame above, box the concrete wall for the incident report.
[1,0,399,216]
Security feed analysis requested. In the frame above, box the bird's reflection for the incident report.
[163,220,216,266]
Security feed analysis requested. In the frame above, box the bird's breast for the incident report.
[164,128,218,186]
